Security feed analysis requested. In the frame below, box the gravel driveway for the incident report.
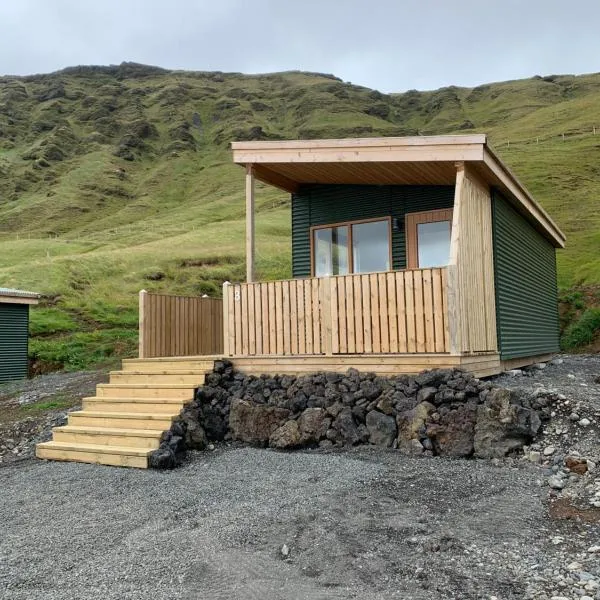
[0,446,563,600]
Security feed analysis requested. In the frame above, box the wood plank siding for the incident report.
[138,291,223,358]
[224,268,449,357]
[447,164,497,355]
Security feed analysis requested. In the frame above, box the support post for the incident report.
[246,164,255,282]
[447,163,464,355]
[138,289,147,358]
[222,281,231,356]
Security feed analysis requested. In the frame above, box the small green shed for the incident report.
[0,288,40,384]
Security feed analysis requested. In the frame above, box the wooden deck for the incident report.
[229,352,502,378]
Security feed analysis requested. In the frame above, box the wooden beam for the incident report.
[138,290,147,358]
[246,164,255,282]
[253,165,299,193]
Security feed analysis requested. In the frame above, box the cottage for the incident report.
[0,288,40,383]
[225,134,565,377]
[37,134,566,468]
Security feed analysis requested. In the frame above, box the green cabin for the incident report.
[0,288,40,383]
[225,135,566,377]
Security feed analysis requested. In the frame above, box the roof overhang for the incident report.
[231,134,566,248]
[0,288,40,305]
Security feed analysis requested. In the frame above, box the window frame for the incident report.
[405,208,454,269]
[310,216,393,277]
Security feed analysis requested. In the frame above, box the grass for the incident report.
[1,63,599,366]
[561,308,600,351]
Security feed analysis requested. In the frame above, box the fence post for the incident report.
[139,290,148,358]
[222,281,231,357]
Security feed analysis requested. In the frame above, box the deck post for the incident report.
[223,281,231,356]
[138,289,147,358]
[246,164,255,282]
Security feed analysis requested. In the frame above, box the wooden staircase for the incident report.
[36,356,218,468]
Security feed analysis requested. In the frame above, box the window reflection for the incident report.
[417,221,451,268]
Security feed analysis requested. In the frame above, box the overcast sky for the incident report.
[1,0,599,93]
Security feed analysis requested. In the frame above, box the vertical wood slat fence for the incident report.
[139,291,223,358]
[224,268,449,357]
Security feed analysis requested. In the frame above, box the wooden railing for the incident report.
[138,291,223,358]
[224,268,449,356]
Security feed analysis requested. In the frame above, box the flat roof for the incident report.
[231,134,565,248]
[0,288,40,305]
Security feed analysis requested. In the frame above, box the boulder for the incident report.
[332,408,361,445]
[397,401,435,442]
[417,387,437,403]
[269,420,301,449]
[183,420,207,450]
[298,408,330,444]
[399,438,424,455]
[473,388,540,458]
[366,410,397,447]
[229,400,290,446]
[425,404,477,457]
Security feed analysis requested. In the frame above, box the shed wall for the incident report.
[0,303,29,383]
[291,184,455,277]
[492,191,560,359]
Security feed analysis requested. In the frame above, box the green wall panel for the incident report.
[0,303,30,383]
[492,191,560,360]
[291,184,454,277]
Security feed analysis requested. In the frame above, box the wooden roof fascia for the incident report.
[482,147,566,248]
[232,143,485,166]
[231,134,488,151]
[0,296,39,305]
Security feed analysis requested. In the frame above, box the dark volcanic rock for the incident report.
[474,388,540,458]
[426,404,477,457]
[269,420,301,449]
[332,408,361,445]
[229,399,290,446]
[298,408,330,444]
[365,410,397,447]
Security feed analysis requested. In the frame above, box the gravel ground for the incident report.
[0,371,106,464]
[0,446,595,600]
[0,355,599,599]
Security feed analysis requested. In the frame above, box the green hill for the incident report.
[1,63,599,369]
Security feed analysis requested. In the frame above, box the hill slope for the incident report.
[1,63,599,368]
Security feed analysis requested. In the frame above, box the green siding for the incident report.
[0,303,30,383]
[292,184,455,277]
[492,191,560,360]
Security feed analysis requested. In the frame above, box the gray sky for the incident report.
[1,0,599,93]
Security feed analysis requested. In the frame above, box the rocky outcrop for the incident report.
[149,361,545,468]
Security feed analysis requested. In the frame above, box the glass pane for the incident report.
[352,220,390,273]
[417,220,451,268]
[314,226,349,276]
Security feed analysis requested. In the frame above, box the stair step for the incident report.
[96,383,197,399]
[109,371,206,385]
[52,425,164,448]
[68,410,175,430]
[82,396,187,414]
[36,441,152,468]
[122,357,219,372]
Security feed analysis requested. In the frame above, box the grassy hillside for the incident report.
[1,63,599,369]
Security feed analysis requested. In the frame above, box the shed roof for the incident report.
[0,288,40,305]
[231,134,565,248]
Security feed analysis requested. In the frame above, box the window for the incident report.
[312,218,391,276]
[405,208,453,269]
